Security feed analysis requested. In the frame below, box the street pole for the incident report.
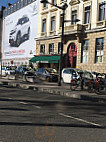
[0,7,5,77]
[58,9,65,86]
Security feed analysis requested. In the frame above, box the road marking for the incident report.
[35,106,41,109]
[59,113,102,127]
[8,98,12,99]
[38,95,56,100]
[19,102,28,105]
[19,102,41,109]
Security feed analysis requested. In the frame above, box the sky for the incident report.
[0,0,18,10]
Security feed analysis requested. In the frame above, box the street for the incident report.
[0,85,106,142]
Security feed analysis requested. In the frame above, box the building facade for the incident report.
[35,0,106,73]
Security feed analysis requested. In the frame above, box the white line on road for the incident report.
[19,102,41,109]
[19,102,28,105]
[59,113,102,127]
[8,98,12,99]
[35,106,41,109]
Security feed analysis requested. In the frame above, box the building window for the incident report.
[49,43,54,54]
[81,40,89,63]
[42,19,46,32]
[95,38,104,63]
[14,4,17,12]
[72,10,77,25]
[3,9,7,17]
[58,42,61,54]
[51,16,55,31]
[43,3,47,8]
[24,0,28,6]
[52,0,56,4]
[28,0,31,4]
[99,2,105,21]
[8,8,10,15]
[25,62,27,65]
[40,44,45,53]
[84,6,90,24]
[21,0,24,8]
[17,2,20,10]
[10,6,13,13]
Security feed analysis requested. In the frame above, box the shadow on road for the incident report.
[0,121,104,129]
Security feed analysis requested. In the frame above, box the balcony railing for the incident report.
[58,24,83,34]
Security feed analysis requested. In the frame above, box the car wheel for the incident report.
[16,32,21,47]
[27,28,30,40]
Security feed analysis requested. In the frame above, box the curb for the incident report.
[0,80,106,103]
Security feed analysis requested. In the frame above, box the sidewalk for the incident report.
[0,76,106,103]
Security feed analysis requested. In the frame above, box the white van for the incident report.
[61,68,80,83]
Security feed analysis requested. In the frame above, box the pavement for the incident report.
[0,75,106,103]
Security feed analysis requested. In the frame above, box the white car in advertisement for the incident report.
[9,15,30,47]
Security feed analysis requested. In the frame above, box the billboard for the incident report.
[3,0,38,59]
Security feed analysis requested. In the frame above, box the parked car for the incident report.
[9,15,30,47]
[61,68,82,83]
[15,66,35,81]
[35,68,58,82]
[0,66,16,76]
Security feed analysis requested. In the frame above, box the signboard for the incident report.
[3,0,38,59]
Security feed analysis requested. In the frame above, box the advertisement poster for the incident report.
[3,0,38,59]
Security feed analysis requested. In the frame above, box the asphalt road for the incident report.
[0,85,106,142]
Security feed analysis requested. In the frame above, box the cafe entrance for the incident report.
[68,43,77,68]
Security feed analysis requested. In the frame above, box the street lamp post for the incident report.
[40,0,68,86]
[40,0,80,86]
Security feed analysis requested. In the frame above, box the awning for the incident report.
[30,55,60,63]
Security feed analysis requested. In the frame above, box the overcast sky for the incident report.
[0,0,18,9]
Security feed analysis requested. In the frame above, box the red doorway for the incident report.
[68,43,77,68]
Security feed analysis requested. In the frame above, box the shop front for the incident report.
[30,54,60,70]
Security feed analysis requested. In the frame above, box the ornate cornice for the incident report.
[69,0,80,6]
[81,0,90,2]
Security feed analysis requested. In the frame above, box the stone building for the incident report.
[34,0,106,73]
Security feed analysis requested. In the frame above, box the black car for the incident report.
[15,66,35,81]
[35,68,58,82]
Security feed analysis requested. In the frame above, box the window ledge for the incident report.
[94,62,103,64]
[42,7,48,10]
[41,32,47,36]
[83,23,91,30]
[39,52,45,55]
[96,20,106,27]
[49,30,56,35]
[82,0,90,2]
[81,62,88,64]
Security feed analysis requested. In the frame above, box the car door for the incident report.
[62,69,72,83]
[35,68,42,79]
[40,68,46,80]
